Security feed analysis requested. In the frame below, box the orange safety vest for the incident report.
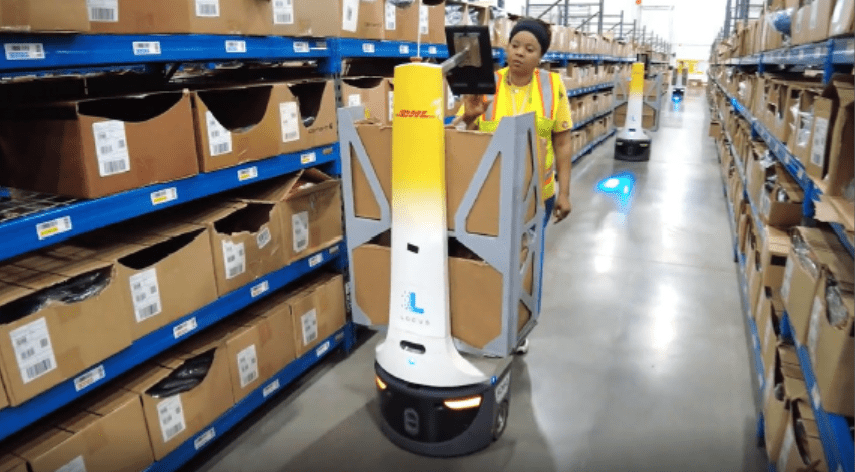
[478,67,563,200]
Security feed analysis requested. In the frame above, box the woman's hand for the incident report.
[461,94,492,121]
[553,194,571,223]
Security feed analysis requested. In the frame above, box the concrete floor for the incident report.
[184,88,768,472]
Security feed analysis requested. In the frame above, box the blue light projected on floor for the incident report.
[596,173,636,213]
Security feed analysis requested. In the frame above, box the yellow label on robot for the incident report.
[629,62,644,100]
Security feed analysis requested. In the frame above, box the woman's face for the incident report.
[506,30,542,76]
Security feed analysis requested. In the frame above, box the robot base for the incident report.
[375,361,512,457]
[614,132,652,162]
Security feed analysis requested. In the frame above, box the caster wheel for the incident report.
[493,400,509,441]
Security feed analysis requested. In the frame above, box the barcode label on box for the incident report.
[810,1,820,30]
[133,41,161,56]
[74,365,105,392]
[93,121,131,176]
[238,166,259,182]
[810,117,828,166]
[764,315,773,350]
[56,456,87,472]
[257,226,272,249]
[292,211,309,253]
[11,317,57,384]
[151,187,178,206]
[342,0,359,32]
[273,0,294,24]
[300,152,316,165]
[293,41,310,53]
[315,340,330,357]
[309,254,323,267]
[194,428,216,450]
[237,344,259,388]
[301,309,318,345]
[158,396,186,443]
[428,46,437,55]
[362,43,375,54]
[263,379,281,397]
[87,0,118,22]
[173,317,198,339]
[222,240,246,279]
[419,5,429,35]
[808,296,822,361]
[348,94,362,107]
[225,40,247,53]
[196,0,220,17]
[36,216,72,240]
[385,3,396,30]
[130,268,162,323]
[206,111,233,156]
[388,91,394,122]
[251,281,269,298]
[399,44,409,54]
[280,102,300,143]
[4,43,45,60]
[781,259,794,301]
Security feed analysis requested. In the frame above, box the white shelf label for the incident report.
[132,41,161,56]
[428,46,437,55]
[811,384,821,409]
[308,253,323,267]
[273,0,294,25]
[36,216,72,240]
[251,281,269,298]
[194,428,216,450]
[237,344,259,388]
[74,364,105,392]
[399,44,409,55]
[222,240,246,279]
[93,121,131,176]
[225,40,247,53]
[87,0,118,22]
[329,245,339,255]
[362,43,375,54]
[151,187,178,206]
[173,317,198,339]
[263,379,281,398]
[56,456,87,472]
[238,166,259,182]
[158,396,186,443]
[300,152,317,165]
[293,41,310,53]
[4,43,45,60]
[130,268,162,323]
[11,317,57,384]
[315,340,331,358]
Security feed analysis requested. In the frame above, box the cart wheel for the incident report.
[493,400,509,441]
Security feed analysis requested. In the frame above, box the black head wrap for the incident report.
[509,20,551,56]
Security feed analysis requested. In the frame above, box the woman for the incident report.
[454,18,573,354]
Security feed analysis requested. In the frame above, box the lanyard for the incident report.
[507,75,533,117]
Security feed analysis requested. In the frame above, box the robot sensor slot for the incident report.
[400,341,426,354]
[407,244,419,253]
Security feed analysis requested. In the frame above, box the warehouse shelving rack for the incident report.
[709,30,854,472]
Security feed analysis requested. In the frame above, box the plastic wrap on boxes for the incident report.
[146,350,215,398]
[0,269,111,323]
[446,4,465,26]
[767,9,795,35]
[825,281,850,329]
[791,232,820,279]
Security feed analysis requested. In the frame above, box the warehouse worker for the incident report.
[453,18,573,354]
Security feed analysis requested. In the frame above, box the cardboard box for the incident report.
[87,0,266,35]
[342,77,394,125]
[0,253,131,406]
[0,455,25,472]
[422,1,446,44]
[287,273,346,357]
[0,0,89,32]
[351,123,392,221]
[125,328,234,461]
[170,200,285,297]
[813,77,854,198]
[805,0,834,42]
[806,270,853,416]
[0,91,199,199]
[763,347,807,463]
[791,5,811,46]
[383,0,419,42]
[708,120,722,139]
[786,86,823,165]
[758,165,804,228]
[776,401,828,472]
[11,390,153,472]
[491,17,514,49]
[829,0,854,35]
[233,168,343,264]
[757,287,786,370]
[781,226,855,345]
[224,289,297,401]
[66,222,219,341]
[806,96,834,180]
[191,83,290,173]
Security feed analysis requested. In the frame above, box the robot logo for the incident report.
[403,291,425,314]
[404,408,420,436]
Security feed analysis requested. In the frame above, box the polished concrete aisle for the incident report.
[186,87,768,472]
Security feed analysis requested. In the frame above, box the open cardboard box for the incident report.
[342,77,394,126]
[763,344,807,464]
[806,269,854,417]
[0,252,131,406]
[0,0,89,32]
[757,164,804,228]
[811,76,854,199]
[775,400,828,472]
[124,327,234,461]
[0,90,199,199]
[9,390,153,472]
[757,287,786,371]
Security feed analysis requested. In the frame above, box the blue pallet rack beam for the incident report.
[0,144,339,264]
[144,323,353,472]
[0,243,344,443]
